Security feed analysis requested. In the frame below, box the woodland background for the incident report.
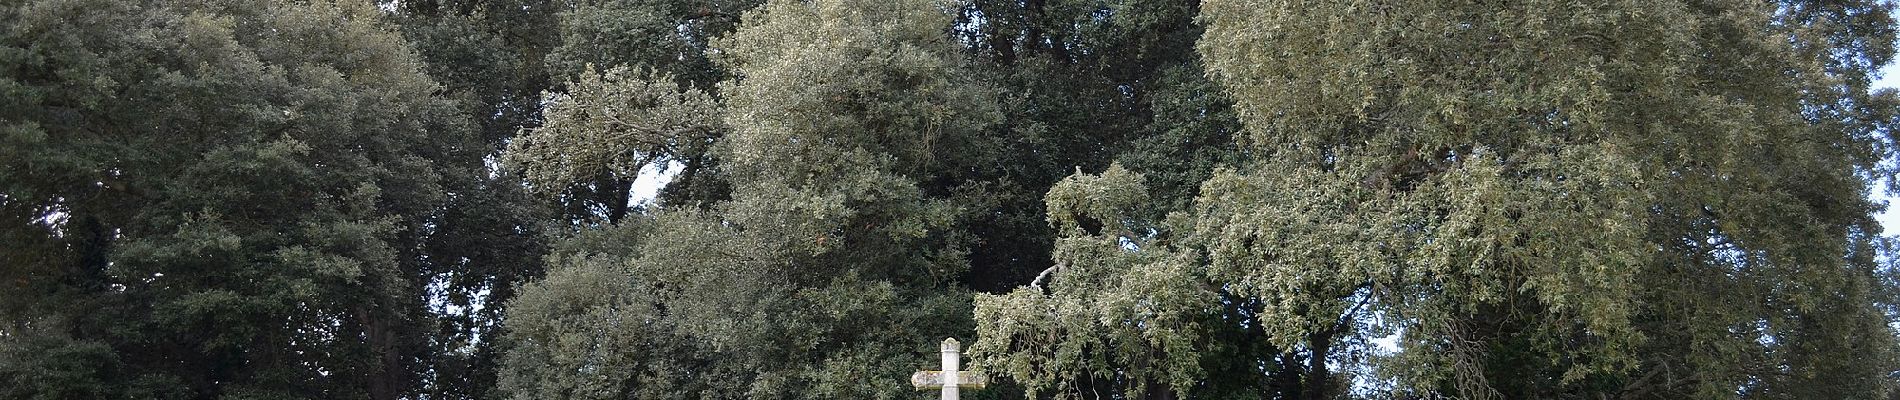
[4,0,1900,399]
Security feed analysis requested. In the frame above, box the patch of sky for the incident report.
[628,160,680,207]
[1876,58,1900,346]
[1875,61,1900,232]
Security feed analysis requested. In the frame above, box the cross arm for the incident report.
[910,370,989,390]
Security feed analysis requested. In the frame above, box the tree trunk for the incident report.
[1303,329,1334,400]
[362,304,403,400]
[606,177,633,223]
[1024,0,1047,58]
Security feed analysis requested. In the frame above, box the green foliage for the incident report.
[4,0,1898,398]
[493,0,1003,398]
[976,0,1900,398]
[976,165,1212,399]
[506,66,722,199]
[0,0,482,398]
[386,2,564,398]
[392,0,560,143]
[511,0,759,223]
[1199,0,1900,396]
[945,0,1245,295]
[543,0,754,86]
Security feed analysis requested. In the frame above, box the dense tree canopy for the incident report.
[2,0,1898,399]
[1,0,478,397]
[495,0,999,397]
[976,0,1900,399]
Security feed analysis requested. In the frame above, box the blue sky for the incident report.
[1875,62,1899,233]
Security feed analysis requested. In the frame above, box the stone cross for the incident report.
[911,338,988,400]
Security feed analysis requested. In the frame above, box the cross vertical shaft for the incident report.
[941,338,960,400]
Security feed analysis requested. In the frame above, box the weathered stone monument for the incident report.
[911,338,988,400]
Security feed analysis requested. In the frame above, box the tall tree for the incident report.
[0,0,478,398]
[390,1,766,395]
[385,3,563,397]
[975,0,1900,399]
[494,0,1004,398]
[949,0,1245,294]
[534,0,759,224]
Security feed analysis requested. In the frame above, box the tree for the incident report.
[940,0,1247,296]
[504,65,723,221]
[0,0,479,398]
[493,0,1004,398]
[975,0,1900,398]
[383,2,565,398]
[395,1,761,398]
[5,0,1894,398]
[536,0,760,223]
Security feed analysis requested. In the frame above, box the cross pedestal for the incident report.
[912,338,988,400]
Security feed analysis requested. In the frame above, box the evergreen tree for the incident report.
[4,0,1897,398]
[975,0,1900,399]
[494,0,1002,398]
[950,0,1245,294]
[387,3,564,397]
[534,0,758,223]
[0,0,479,398]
